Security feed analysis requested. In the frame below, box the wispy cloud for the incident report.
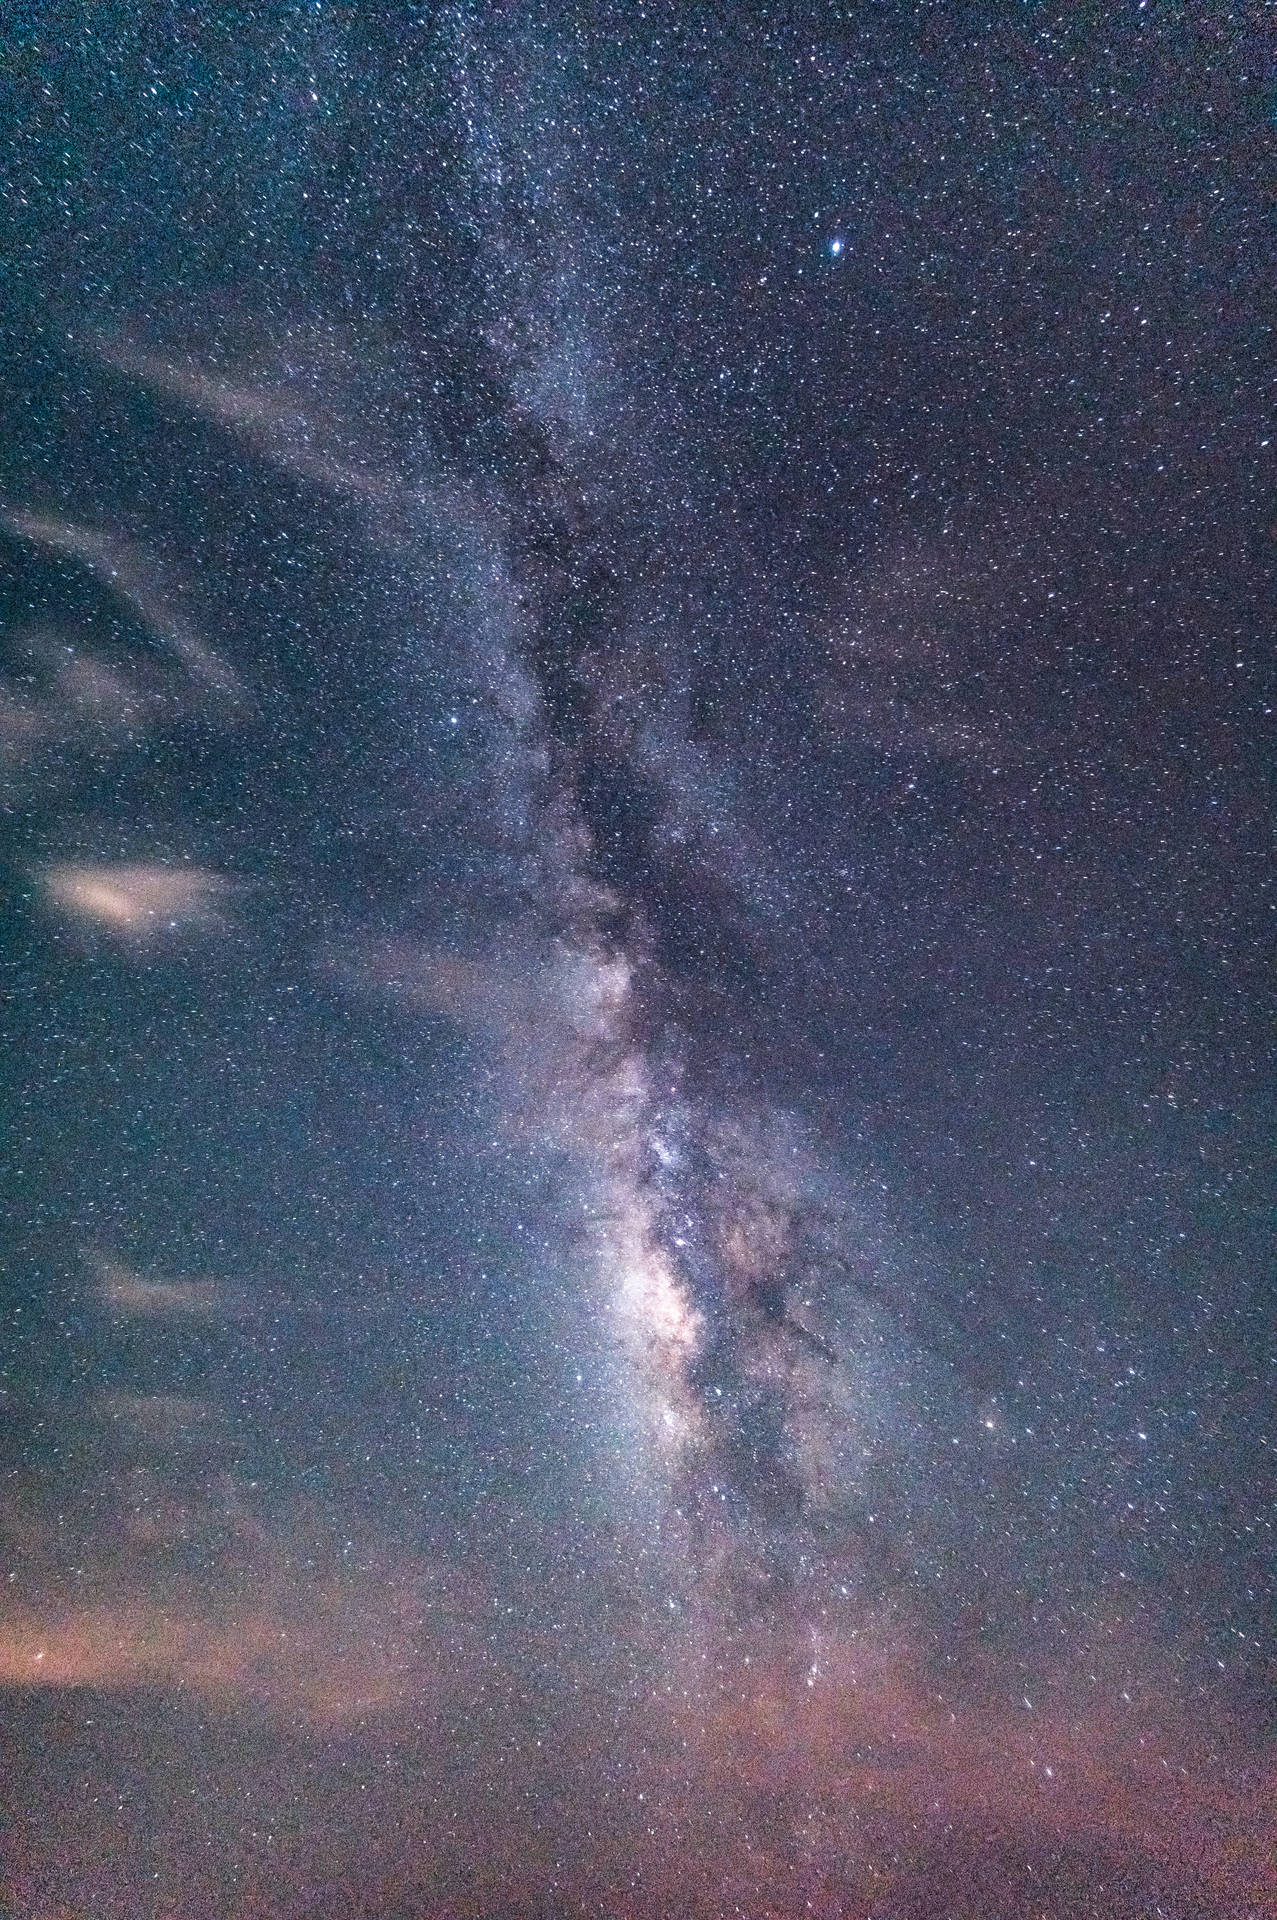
[98,339,400,510]
[93,1254,230,1319]
[4,511,243,701]
[41,860,231,940]
[0,1574,476,1725]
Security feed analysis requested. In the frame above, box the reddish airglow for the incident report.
[1,1584,1272,1918]
[647,1626,1277,1919]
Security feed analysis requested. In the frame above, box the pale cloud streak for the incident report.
[42,860,231,940]
[93,1254,231,1319]
[4,510,243,701]
[0,1571,482,1726]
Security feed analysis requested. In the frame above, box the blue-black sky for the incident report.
[0,5,1273,1917]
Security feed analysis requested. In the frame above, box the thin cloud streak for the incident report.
[4,511,244,701]
[42,860,232,940]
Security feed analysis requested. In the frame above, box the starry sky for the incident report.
[1,6,1273,1917]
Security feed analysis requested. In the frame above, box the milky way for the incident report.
[1,7,1272,1918]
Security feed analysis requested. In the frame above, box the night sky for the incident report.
[1,6,1273,1917]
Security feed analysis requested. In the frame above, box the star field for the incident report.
[0,6,1272,1917]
